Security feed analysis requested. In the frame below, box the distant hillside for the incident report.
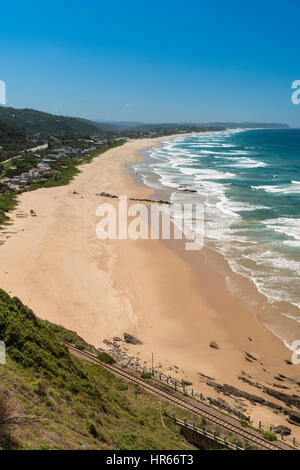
[207,122,290,129]
[0,107,102,136]
[90,120,290,131]
[0,108,289,138]
[76,117,121,132]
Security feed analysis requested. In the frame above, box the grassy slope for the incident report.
[0,289,196,450]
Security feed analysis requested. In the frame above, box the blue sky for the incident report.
[1,0,300,125]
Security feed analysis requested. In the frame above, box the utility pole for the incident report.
[152,353,154,376]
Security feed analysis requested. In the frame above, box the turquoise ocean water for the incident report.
[132,129,300,345]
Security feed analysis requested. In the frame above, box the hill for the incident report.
[76,117,122,132]
[0,288,196,450]
[0,119,27,151]
[91,120,290,130]
[207,121,290,129]
[0,107,102,136]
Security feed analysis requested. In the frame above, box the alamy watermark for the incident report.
[291,80,300,105]
[290,340,300,365]
[0,341,6,365]
[0,80,6,105]
[96,196,204,251]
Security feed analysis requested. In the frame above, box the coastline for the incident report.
[0,135,300,439]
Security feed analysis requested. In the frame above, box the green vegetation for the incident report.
[141,372,152,380]
[0,193,18,227]
[240,420,250,428]
[0,119,28,163]
[86,420,98,438]
[0,288,196,450]
[200,417,206,429]
[26,140,126,191]
[262,430,277,441]
[97,352,116,365]
[0,107,103,136]
[0,139,126,229]
[45,322,96,353]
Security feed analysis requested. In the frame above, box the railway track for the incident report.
[65,342,290,451]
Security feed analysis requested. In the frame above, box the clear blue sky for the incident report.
[1,0,300,125]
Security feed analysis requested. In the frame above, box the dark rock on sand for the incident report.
[245,352,257,361]
[199,372,215,381]
[179,188,197,193]
[222,384,265,405]
[273,383,290,390]
[123,332,142,345]
[264,387,300,408]
[206,380,223,390]
[207,397,250,421]
[96,192,119,199]
[210,341,220,350]
[272,425,291,436]
[181,380,193,387]
[287,410,300,426]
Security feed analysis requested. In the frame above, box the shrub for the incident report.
[241,420,249,428]
[200,417,206,428]
[97,352,116,365]
[40,444,50,450]
[117,383,128,391]
[30,379,46,397]
[86,420,98,438]
[141,372,152,380]
[262,430,277,441]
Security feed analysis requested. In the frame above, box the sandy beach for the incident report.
[0,136,300,439]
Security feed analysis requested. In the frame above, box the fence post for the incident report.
[259,421,261,429]
[191,389,194,396]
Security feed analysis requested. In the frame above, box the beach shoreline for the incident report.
[0,134,300,439]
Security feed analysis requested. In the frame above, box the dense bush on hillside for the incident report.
[0,119,28,163]
[0,107,102,136]
[0,289,196,450]
[0,119,27,149]
[0,289,90,388]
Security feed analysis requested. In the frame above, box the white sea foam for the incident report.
[263,218,300,245]
[225,157,268,168]
[133,128,300,329]
[252,183,300,194]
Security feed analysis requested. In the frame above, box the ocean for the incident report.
[131,129,300,347]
